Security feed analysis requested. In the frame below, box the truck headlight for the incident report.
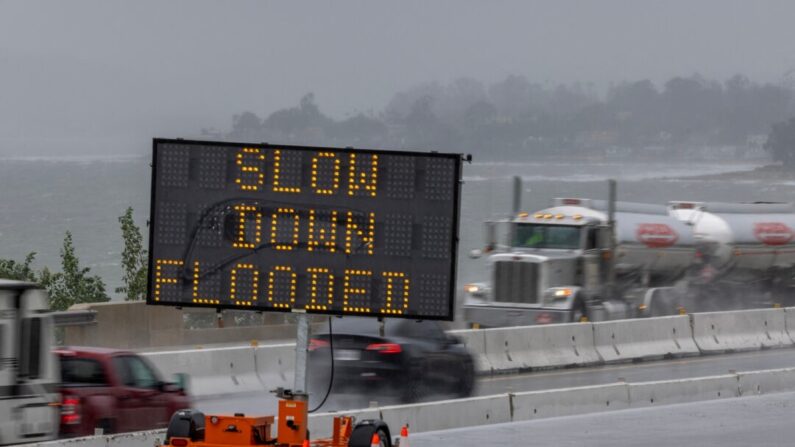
[464,283,487,297]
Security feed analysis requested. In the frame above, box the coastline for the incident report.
[663,164,795,182]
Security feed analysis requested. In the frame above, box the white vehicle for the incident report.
[0,280,59,445]
[464,179,795,327]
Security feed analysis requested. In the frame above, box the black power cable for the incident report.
[308,317,334,413]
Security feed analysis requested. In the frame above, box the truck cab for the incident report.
[463,197,696,327]
[463,203,608,326]
[0,280,60,445]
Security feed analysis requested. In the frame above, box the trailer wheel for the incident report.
[348,420,391,447]
[165,409,205,443]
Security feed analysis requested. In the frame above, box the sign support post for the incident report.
[146,139,466,445]
[606,179,617,301]
[294,312,310,394]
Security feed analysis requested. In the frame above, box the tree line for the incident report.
[0,209,260,328]
[215,74,795,162]
[0,208,146,311]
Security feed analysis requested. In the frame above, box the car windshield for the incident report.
[514,224,581,249]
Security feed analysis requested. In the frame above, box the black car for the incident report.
[308,317,475,404]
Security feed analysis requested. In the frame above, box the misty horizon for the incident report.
[4,0,795,156]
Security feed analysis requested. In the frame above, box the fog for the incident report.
[3,0,795,156]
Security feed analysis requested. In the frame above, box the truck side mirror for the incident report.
[485,221,497,249]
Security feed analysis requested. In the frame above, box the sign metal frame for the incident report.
[146,138,463,321]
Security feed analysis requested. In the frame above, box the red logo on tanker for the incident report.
[636,223,678,248]
[753,222,794,246]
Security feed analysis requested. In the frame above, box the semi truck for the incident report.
[463,178,795,327]
[0,280,60,445]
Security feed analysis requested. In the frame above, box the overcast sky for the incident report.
[2,0,795,156]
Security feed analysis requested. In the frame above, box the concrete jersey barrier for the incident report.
[627,374,739,407]
[784,307,795,342]
[448,328,491,373]
[379,394,512,434]
[592,315,699,363]
[143,346,262,398]
[254,343,295,390]
[511,383,630,420]
[690,308,792,353]
[482,322,601,372]
[737,368,795,396]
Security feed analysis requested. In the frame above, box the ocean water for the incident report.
[0,156,788,298]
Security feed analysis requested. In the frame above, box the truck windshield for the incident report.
[514,224,581,249]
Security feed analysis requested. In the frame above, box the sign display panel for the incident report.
[147,139,462,320]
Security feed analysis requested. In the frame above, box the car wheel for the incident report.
[399,362,423,404]
[399,378,421,403]
[455,360,475,398]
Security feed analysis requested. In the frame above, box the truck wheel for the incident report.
[649,291,677,317]
[571,298,587,322]
[96,418,115,435]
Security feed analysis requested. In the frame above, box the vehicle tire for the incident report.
[399,360,424,404]
[348,421,391,447]
[455,360,475,398]
[95,418,114,435]
[165,409,205,443]
[649,289,677,317]
[399,377,421,404]
[372,428,390,447]
[571,298,587,323]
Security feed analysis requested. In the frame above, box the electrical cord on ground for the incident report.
[308,316,334,413]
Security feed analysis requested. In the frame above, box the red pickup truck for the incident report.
[56,347,192,437]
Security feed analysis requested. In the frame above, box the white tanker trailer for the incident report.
[669,201,795,305]
[463,179,795,327]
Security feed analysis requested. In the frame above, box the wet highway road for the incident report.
[410,390,795,447]
[196,347,795,416]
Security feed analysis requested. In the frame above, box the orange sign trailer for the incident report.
[160,390,391,447]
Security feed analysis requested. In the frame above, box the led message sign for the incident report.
[147,139,463,320]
